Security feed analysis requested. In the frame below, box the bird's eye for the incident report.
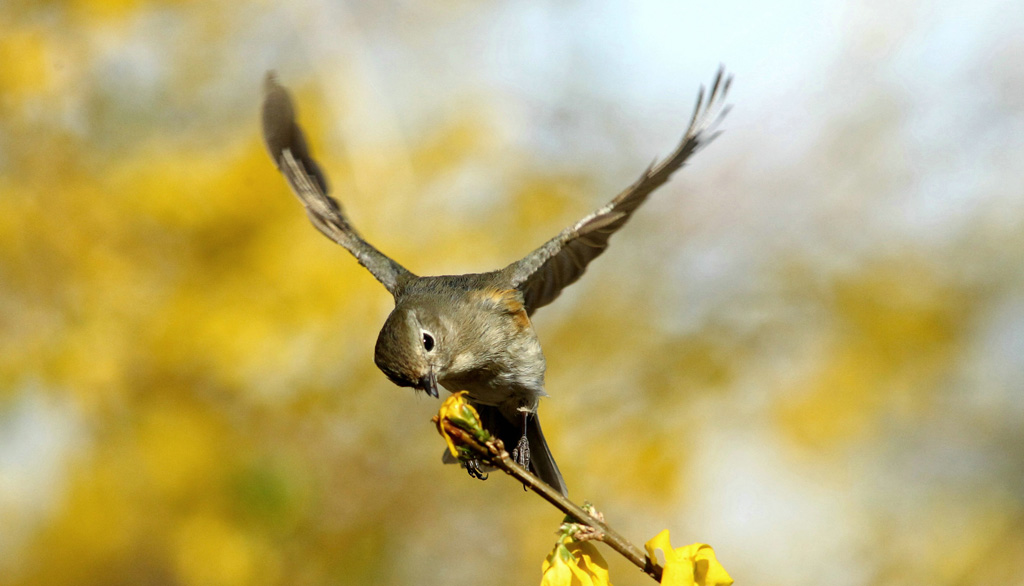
[422,332,435,352]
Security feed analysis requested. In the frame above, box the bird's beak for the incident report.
[417,370,439,398]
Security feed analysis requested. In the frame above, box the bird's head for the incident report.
[373,303,451,398]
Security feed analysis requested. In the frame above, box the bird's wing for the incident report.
[503,67,731,315]
[261,72,415,296]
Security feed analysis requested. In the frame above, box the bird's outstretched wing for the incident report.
[503,67,732,315]
[261,72,415,296]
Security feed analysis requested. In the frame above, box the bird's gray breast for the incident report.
[431,280,548,412]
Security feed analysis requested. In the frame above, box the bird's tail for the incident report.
[525,413,567,497]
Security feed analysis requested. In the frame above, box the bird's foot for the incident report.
[463,458,488,481]
[511,434,531,471]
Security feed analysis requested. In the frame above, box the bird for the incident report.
[261,68,731,497]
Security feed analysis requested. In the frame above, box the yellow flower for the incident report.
[645,530,732,586]
[541,538,612,586]
[435,391,489,458]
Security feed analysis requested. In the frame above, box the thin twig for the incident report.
[433,417,665,582]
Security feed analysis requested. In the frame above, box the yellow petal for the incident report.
[440,430,459,458]
[644,531,732,586]
[437,391,467,422]
[541,559,573,586]
[541,544,574,586]
[435,410,460,459]
[567,541,612,586]
[436,391,478,457]
[645,529,674,566]
[541,536,613,586]
[686,544,733,586]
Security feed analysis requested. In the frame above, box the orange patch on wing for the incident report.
[475,288,531,330]
[508,302,531,330]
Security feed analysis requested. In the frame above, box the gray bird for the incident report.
[261,69,731,496]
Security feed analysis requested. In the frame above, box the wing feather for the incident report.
[261,72,415,296]
[504,67,732,314]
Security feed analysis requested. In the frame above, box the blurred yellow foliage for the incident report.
[777,261,964,448]
[174,514,280,586]
[1,3,1021,586]
[0,27,51,101]
[67,0,142,20]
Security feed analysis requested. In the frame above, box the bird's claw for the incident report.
[512,434,531,470]
[464,458,488,481]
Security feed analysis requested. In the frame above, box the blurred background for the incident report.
[2,0,1023,584]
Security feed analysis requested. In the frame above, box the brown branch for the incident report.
[433,417,665,583]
